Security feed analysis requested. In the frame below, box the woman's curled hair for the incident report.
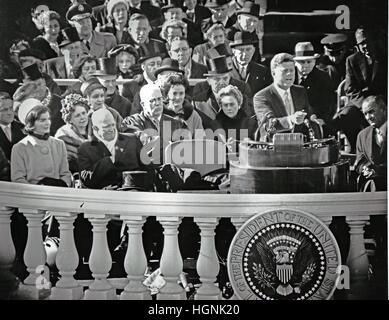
[24,105,51,135]
[60,94,89,123]
[217,85,243,107]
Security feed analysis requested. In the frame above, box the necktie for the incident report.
[3,126,11,142]
[240,66,247,79]
[283,91,292,115]
[84,40,90,51]
[376,128,383,147]
[187,11,194,21]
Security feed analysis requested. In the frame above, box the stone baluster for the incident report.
[0,207,18,299]
[18,208,51,299]
[84,215,116,300]
[50,212,83,300]
[231,217,247,231]
[120,216,150,300]
[157,217,185,300]
[321,216,333,227]
[194,217,221,300]
[346,215,370,282]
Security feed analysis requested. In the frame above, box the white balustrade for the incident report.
[84,215,117,300]
[0,207,18,299]
[16,209,51,299]
[194,217,221,300]
[120,216,150,300]
[346,215,370,282]
[50,212,83,300]
[157,217,186,300]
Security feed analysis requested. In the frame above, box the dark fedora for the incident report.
[108,44,139,61]
[236,1,262,19]
[230,31,258,47]
[154,58,184,77]
[118,171,155,191]
[92,57,117,77]
[204,0,229,8]
[204,56,232,76]
[161,0,183,12]
[59,27,81,48]
[22,63,43,81]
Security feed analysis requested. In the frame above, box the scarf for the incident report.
[30,132,50,140]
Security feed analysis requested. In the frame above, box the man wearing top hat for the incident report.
[126,47,164,115]
[66,2,117,58]
[293,42,336,126]
[333,27,387,152]
[317,33,352,88]
[14,63,65,136]
[253,53,318,141]
[18,48,62,96]
[227,1,263,64]
[43,27,84,79]
[230,31,271,96]
[91,56,133,118]
[192,55,253,128]
[126,0,163,27]
[201,0,237,33]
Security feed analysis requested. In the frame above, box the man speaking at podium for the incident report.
[253,53,321,141]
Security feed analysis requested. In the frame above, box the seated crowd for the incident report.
[0,0,387,292]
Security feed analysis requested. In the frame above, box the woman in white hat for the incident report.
[99,0,131,44]
[10,98,72,187]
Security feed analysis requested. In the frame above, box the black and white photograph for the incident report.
[0,0,387,311]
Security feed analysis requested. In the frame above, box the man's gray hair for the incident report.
[140,84,161,102]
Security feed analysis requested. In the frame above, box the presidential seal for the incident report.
[227,209,341,300]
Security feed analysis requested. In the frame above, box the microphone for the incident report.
[258,112,272,129]
[304,118,316,141]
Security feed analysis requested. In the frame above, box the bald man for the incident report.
[78,108,144,189]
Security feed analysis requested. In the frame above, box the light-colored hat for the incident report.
[106,0,129,18]
[18,98,42,125]
[293,42,320,61]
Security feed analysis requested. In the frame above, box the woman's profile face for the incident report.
[44,19,60,39]
[70,105,88,130]
[220,95,240,119]
[88,88,105,110]
[33,111,51,134]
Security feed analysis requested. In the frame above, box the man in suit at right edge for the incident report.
[253,53,321,141]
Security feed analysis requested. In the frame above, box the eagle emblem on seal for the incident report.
[244,224,325,299]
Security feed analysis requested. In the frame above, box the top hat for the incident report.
[204,0,229,8]
[59,27,81,48]
[230,31,258,47]
[118,170,155,191]
[204,56,232,76]
[207,43,232,59]
[161,0,183,12]
[154,58,184,77]
[19,48,46,61]
[236,1,262,19]
[22,63,43,81]
[92,57,117,77]
[293,42,320,61]
[138,46,164,64]
[108,44,139,61]
[66,2,92,22]
[80,77,106,96]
